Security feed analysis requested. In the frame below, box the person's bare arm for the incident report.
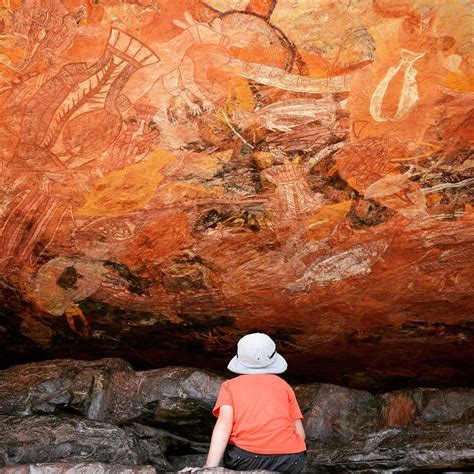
[295,418,305,440]
[204,404,234,468]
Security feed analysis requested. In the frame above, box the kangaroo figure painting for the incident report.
[122,12,229,116]
[123,11,353,118]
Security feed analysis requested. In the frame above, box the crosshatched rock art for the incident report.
[0,0,472,386]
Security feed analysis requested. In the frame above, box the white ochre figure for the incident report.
[370,49,426,122]
[263,159,323,220]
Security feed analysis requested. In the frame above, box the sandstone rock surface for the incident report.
[0,359,223,442]
[0,359,133,417]
[0,464,156,473]
[0,359,473,472]
[0,465,272,474]
[299,384,380,445]
[306,422,474,472]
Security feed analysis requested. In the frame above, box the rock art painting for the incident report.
[0,0,473,388]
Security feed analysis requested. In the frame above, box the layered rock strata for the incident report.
[0,359,473,472]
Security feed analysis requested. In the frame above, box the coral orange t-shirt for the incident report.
[212,374,306,454]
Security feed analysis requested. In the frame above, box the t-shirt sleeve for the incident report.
[288,386,304,420]
[212,381,233,417]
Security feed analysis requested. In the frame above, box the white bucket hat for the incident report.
[227,333,288,374]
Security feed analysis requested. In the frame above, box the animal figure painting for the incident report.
[0,0,472,385]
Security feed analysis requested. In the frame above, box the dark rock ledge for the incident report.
[0,466,265,473]
[0,358,473,473]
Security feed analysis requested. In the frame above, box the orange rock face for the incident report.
[381,393,417,427]
[0,0,472,388]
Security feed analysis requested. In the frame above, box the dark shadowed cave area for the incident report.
[0,0,473,472]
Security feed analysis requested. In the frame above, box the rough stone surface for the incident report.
[378,392,416,427]
[0,464,156,473]
[184,470,272,473]
[302,384,380,445]
[0,359,133,418]
[167,454,207,472]
[123,422,208,465]
[0,415,206,470]
[0,415,158,468]
[417,388,474,423]
[104,367,224,441]
[377,387,474,427]
[293,384,321,416]
[305,422,474,472]
[0,466,272,474]
[0,0,473,391]
[0,359,223,441]
[0,360,473,472]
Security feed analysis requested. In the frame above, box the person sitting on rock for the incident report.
[180,333,307,473]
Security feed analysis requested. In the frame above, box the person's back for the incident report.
[181,333,307,473]
[214,374,306,455]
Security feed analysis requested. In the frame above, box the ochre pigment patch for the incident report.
[78,148,177,217]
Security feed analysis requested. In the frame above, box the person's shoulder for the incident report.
[261,374,287,382]
[267,374,294,390]
[227,374,249,385]
[223,374,242,387]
